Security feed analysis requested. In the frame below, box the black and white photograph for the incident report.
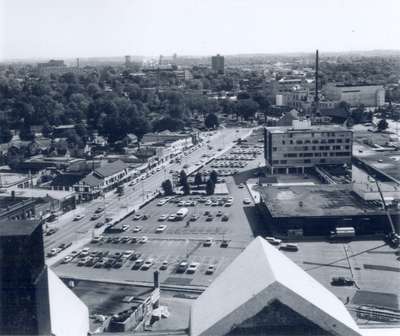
[0,0,399,335]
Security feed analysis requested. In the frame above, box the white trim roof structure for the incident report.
[190,237,362,336]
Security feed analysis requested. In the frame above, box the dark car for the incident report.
[331,277,354,286]
[220,240,229,248]
[95,222,104,228]
[112,261,123,269]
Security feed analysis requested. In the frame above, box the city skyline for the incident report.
[1,0,400,61]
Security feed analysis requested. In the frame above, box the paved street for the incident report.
[44,127,252,255]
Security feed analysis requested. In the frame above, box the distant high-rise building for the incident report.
[76,57,80,68]
[0,219,89,335]
[211,54,224,74]
[159,54,163,65]
[125,55,131,66]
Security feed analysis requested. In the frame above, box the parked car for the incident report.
[186,262,200,274]
[279,243,298,252]
[156,225,167,233]
[243,198,251,205]
[158,214,168,221]
[331,277,354,286]
[141,258,154,270]
[203,238,213,247]
[139,236,149,244]
[133,214,143,220]
[177,261,189,273]
[132,225,143,232]
[91,213,101,221]
[160,261,168,270]
[74,214,85,221]
[206,265,216,274]
[220,240,229,248]
[132,259,144,270]
[94,222,104,228]
[62,255,73,264]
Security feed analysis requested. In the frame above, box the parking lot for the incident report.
[54,129,268,287]
[277,239,400,319]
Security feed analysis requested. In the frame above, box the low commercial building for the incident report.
[74,160,129,201]
[324,83,385,107]
[257,184,398,236]
[0,195,37,221]
[264,121,353,174]
[19,155,88,173]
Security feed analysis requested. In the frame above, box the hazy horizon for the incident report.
[1,0,400,61]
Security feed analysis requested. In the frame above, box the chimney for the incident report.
[153,270,160,289]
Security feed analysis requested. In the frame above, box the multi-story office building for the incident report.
[211,54,224,74]
[264,120,353,174]
[324,83,385,107]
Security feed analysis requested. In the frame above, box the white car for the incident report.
[157,199,167,206]
[74,214,85,221]
[243,198,251,205]
[141,258,154,270]
[62,255,73,264]
[48,247,61,257]
[139,236,149,244]
[206,265,216,274]
[158,214,168,221]
[122,250,134,258]
[265,237,282,245]
[91,236,103,243]
[132,225,143,232]
[205,200,212,206]
[186,262,200,274]
[156,225,167,233]
[168,214,176,221]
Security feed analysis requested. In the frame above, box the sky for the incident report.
[1,0,400,61]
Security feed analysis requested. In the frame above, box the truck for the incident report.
[330,227,355,239]
[176,207,189,220]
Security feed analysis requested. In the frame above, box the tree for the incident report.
[206,178,215,195]
[194,172,203,186]
[205,113,219,129]
[161,179,173,196]
[182,181,191,195]
[0,126,12,143]
[179,170,188,186]
[210,170,218,185]
[377,118,388,132]
[236,99,259,121]
[19,126,35,141]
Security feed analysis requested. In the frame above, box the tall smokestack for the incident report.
[76,58,80,68]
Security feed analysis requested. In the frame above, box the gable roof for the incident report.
[190,237,361,336]
[94,160,128,178]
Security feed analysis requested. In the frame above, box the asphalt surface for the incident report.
[44,127,252,255]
